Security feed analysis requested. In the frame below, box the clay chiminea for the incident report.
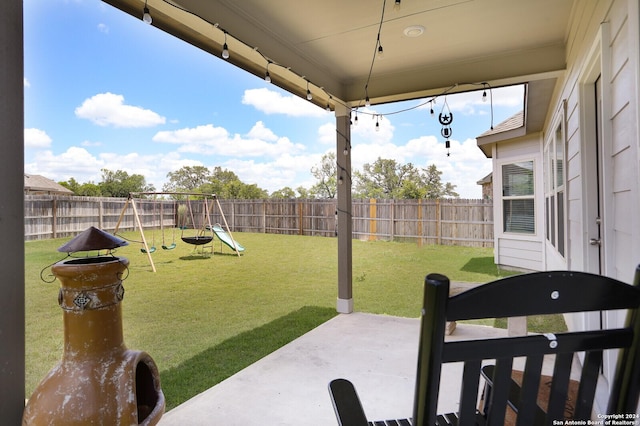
[23,226,165,425]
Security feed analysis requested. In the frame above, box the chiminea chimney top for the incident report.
[57,226,128,253]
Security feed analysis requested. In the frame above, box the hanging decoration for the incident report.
[439,98,454,157]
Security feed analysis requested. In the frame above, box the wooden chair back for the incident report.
[414,268,640,426]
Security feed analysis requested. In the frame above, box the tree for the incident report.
[58,178,80,194]
[420,164,459,199]
[201,167,268,199]
[295,186,311,199]
[354,157,420,198]
[271,187,297,199]
[310,152,337,198]
[353,159,458,199]
[99,169,154,197]
[163,165,211,192]
[76,182,102,196]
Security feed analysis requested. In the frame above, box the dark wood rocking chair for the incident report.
[329,267,640,426]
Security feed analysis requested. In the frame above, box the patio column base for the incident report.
[336,298,354,314]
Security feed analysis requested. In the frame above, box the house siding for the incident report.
[551,0,638,282]
[545,0,639,409]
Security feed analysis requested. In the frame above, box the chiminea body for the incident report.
[23,256,165,425]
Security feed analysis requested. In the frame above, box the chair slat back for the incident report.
[413,268,640,426]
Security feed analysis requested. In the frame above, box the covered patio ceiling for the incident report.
[103,0,574,124]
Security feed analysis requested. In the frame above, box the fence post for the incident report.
[369,198,377,241]
[262,200,266,233]
[390,199,395,241]
[436,198,441,245]
[417,199,423,247]
[298,201,303,235]
[98,200,104,230]
[52,198,57,239]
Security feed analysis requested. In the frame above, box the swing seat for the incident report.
[141,246,156,254]
[181,236,213,246]
[162,243,177,250]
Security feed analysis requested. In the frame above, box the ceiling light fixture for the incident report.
[403,25,425,37]
[306,81,312,101]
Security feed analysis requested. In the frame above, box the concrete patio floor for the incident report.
[158,312,510,426]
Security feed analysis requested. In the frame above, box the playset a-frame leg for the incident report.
[113,195,156,272]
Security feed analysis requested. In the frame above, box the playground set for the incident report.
[113,192,244,272]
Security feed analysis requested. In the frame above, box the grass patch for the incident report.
[24,232,521,409]
[160,306,336,408]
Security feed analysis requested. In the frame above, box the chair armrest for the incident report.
[328,379,370,426]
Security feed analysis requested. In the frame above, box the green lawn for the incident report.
[24,231,521,409]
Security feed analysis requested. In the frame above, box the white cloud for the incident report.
[152,122,306,158]
[317,122,336,145]
[351,109,395,146]
[81,140,102,147]
[24,147,197,190]
[419,84,525,116]
[350,131,491,198]
[75,92,166,128]
[24,78,30,88]
[24,128,52,148]
[246,121,278,142]
[97,23,109,34]
[25,147,105,181]
[242,88,331,118]
[223,152,322,192]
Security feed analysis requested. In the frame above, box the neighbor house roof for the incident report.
[476,110,528,158]
[24,174,74,195]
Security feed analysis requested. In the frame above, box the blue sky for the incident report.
[24,0,524,198]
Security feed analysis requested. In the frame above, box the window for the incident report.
[502,161,535,234]
[544,120,566,256]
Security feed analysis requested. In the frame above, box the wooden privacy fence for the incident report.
[25,195,494,247]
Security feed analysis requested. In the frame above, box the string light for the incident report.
[151,0,497,143]
[265,61,271,83]
[222,32,229,59]
[142,0,152,24]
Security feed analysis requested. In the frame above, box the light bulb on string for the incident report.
[265,62,271,83]
[306,81,312,101]
[482,90,487,102]
[394,0,401,11]
[365,96,371,107]
[377,44,384,59]
[375,116,380,132]
[142,1,152,24]
[222,32,229,59]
